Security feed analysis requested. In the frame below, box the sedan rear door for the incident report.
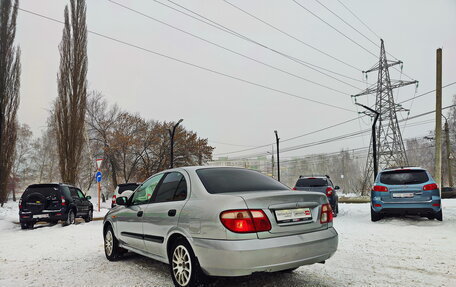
[143,171,189,258]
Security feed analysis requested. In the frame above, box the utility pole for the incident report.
[356,103,380,181]
[435,48,442,187]
[169,119,183,169]
[274,130,280,182]
[352,39,418,193]
[271,145,275,178]
[444,119,453,187]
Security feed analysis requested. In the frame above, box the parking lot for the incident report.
[1,199,455,287]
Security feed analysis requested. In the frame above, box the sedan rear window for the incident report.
[380,170,429,185]
[296,178,327,187]
[196,168,288,194]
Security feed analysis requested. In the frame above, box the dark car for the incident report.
[293,175,339,216]
[19,183,93,229]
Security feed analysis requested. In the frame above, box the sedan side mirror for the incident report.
[86,196,92,200]
[116,196,128,206]
[334,186,340,190]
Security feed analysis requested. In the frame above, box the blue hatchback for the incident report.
[370,167,442,221]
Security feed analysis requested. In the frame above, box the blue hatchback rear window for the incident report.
[380,170,429,185]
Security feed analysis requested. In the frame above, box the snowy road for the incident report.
[1,200,455,287]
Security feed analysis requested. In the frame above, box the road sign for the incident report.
[96,158,103,170]
[96,171,102,182]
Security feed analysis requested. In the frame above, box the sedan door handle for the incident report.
[168,209,177,217]
[137,211,143,217]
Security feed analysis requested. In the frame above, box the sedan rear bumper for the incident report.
[192,227,338,277]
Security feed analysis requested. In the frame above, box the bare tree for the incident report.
[55,0,88,185]
[11,123,32,201]
[0,0,20,206]
[86,91,119,189]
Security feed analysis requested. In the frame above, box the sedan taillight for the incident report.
[423,183,438,191]
[320,203,333,224]
[220,209,271,233]
[325,187,333,196]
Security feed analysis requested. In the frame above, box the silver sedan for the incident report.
[103,166,338,287]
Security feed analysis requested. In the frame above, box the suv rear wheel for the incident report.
[64,210,75,226]
[435,210,443,221]
[371,208,382,222]
[21,222,31,229]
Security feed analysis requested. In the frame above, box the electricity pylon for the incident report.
[352,39,418,194]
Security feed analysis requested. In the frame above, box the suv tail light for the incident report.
[423,183,438,191]
[220,209,271,233]
[320,203,333,224]
[325,187,333,196]
[112,195,117,205]
[19,198,22,209]
[373,185,388,192]
[61,196,66,206]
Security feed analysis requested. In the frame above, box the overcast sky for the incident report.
[15,0,456,160]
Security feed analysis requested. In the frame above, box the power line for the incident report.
[314,0,379,48]
[19,7,356,112]
[208,140,257,148]
[108,0,363,90]
[398,81,456,104]
[335,0,381,39]
[221,0,364,73]
[214,82,456,157]
[213,115,364,156]
[335,0,415,80]
[228,117,436,160]
[292,0,415,81]
[218,104,455,160]
[291,0,378,58]
[159,0,365,78]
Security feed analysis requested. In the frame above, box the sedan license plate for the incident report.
[34,214,49,219]
[275,208,312,223]
[392,193,414,198]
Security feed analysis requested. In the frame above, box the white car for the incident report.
[111,183,140,208]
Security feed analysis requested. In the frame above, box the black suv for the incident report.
[293,175,339,216]
[19,183,93,229]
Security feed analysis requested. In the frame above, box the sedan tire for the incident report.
[169,238,206,287]
[104,225,124,261]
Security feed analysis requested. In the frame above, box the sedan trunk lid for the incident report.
[233,190,330,239]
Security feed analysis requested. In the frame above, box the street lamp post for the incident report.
[169,119,183,169]
[274,130,280,182]
[356,103,380,181]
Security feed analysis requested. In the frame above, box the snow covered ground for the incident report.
[1,200,455,287]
